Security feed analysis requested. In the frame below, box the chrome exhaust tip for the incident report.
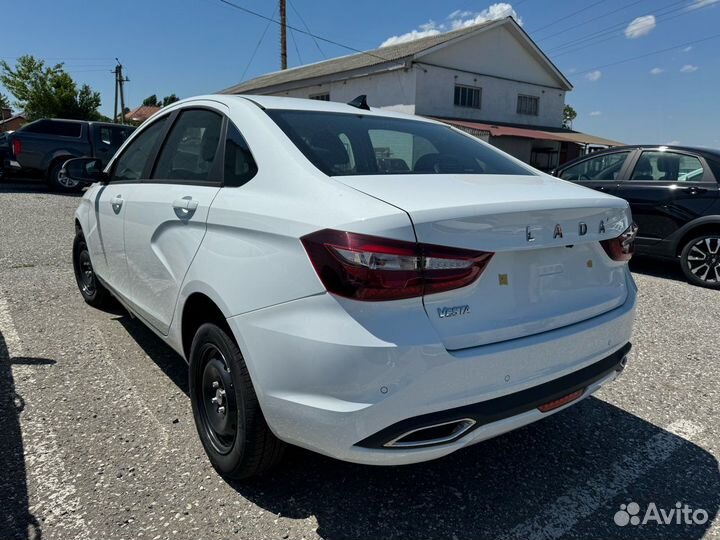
[384,418,476,448]
[616,355,628,372]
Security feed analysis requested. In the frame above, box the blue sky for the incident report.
[1,0,719,146]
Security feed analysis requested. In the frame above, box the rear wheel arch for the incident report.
[181,292,233,360]
[674,219,720,257]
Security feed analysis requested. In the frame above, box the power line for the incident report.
[533,0,647,42]
[546,0,689,55]
[239,3,278,81]
[576,31,720,75]
[287,0,326,59]
[527,0,607,35]
[216,0,400,66]
[289,27,304,65]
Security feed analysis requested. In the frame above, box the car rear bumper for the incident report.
[228,269,637,465]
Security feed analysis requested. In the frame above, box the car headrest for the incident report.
[308,131,349,168]
[657,154,679,174]
[635,156,652,172]
[200,124,221,162]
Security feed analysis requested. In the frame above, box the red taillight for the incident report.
[11,138,21,157]
[301,229,493,301]
[537,389,585,413]
[600,222,638,262]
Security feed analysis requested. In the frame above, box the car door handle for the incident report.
[172,197,199,215]
[111,195,123,213]
[680,186,707,194]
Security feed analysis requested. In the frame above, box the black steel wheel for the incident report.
[72,230,111,307]
[680,235,720,289]
[189,323,285,479]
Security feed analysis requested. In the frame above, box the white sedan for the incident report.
[66,95,637,479]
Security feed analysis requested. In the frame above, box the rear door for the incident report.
[122,106,225,335]
[556,149,634,195]
[615,149,719,248]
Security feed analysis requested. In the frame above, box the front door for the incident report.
[88,116,169,300]
[615,149,719,250]
[557,149,633,196]
[123,107,224,335]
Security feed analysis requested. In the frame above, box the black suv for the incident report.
[555,145,720,289]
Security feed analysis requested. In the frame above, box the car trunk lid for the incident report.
[337,173,632,350]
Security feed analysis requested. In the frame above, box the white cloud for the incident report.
[650,67,664,75]
[683,45,693,52]
[689,0,720,9]
[666,140,681,145]
[380,3,521,47]
[624,15,656,38]
[589,111,602,117]
[585,70,602,82]
[680,64,699,73]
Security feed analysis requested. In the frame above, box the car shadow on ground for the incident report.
[113,312,720,540]
[630,256,687,284]
[0,329,56,540]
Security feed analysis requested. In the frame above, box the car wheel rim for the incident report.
[198,346,237,455]
[686,237,720,283]
[77,247,96,296]
[57,168,79,188]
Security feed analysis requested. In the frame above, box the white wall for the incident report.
[414,63,566,127]
[267,68,417,115]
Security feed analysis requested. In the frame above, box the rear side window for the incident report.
[559,151,630,181]
[267,110,532,176]
[110,117,167,182]
[22,120,82,137]
[152,109,223,182]
[630,151,705,182]
[224,122,257,186]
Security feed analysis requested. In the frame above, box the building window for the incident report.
[309,93,330,101]
[517,95,539,116]
[454,85,482,109]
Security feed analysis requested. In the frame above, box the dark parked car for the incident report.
[554,145,720,288]
[0,118,134,192]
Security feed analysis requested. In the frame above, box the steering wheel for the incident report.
[579,174,591,181]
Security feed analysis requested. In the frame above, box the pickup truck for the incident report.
[0,118,134,192]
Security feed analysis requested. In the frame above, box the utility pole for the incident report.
[279,0,287,70]
[113,59,129,124]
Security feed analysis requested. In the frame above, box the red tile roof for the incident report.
[123,105,161,122]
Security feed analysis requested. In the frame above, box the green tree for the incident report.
[142,94,159,107]
[563,104,577,129]
[162,94,179,107]
[0,55,102,121]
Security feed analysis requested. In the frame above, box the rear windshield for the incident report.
[266,110,533,177]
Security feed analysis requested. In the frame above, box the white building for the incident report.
[222,17,621,170]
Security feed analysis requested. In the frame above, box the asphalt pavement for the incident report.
[1,180,719,540]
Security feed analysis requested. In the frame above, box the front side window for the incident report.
[454,85,481,109]
[110,117,167,182]
[267,110,532,176]
[630,151,705,182]
[224,122,258,186]
[559,151,630,181]
[152,109,223,182]
[517,95,539,116]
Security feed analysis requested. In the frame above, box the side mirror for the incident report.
[61,157,107,185]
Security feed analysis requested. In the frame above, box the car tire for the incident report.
[73,230,112,307]
[680,234,720,289]
[189,323,286,479]
[48,159,82,193]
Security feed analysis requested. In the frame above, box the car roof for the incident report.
[172,94,442,124]
[564,144,720,164]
